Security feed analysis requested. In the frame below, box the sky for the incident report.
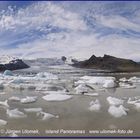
[0,1,140,61]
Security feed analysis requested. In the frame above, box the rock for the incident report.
[72,54,140,72]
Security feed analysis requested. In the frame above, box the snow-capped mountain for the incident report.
[0,55,29,71]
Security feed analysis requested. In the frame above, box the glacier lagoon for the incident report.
[0,61,140,137]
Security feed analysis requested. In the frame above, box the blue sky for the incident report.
[0,1,140,61]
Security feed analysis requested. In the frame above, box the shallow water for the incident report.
[0,65,140,137]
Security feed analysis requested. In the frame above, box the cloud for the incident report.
[0,1,140,61]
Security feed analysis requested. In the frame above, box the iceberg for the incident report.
[37,111,59,120]
[3,70,13,76]
[128,77,140,83]
[20,96,37,104]
[7,109,27,118]
[85,93,99,96]
[74,84,89,94]
[107,96,124,105]
[9,96,21,102]
[108,105,129,118]
[0,119,7,126]
[119,82,136,89]
[0,100,9,107]
[103,80,116,88]
[24,108,42,113]
[89,99,101,111]
[36,72,58,80]
[42,94,72,101]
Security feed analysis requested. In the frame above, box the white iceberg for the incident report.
[108,105,129,118]
[9,96,21,102]
[0,119,7,126]
[0,100,9,107]
[20,96,37,104]
[9,78,24,84]
[88,99,101,111]
[37,111,59,120]
[107,96,124,105]
[103,80,116,88]
[36,72,58,80]
[127,98,140,110]
[128,77,140,83]
[0,92,5,95]
[74,84,89,94]
[119,77,128,82]
[85,93,99,96]
[119,82,136,89]
[80,76,116,85]
[7,109,27,118]
[24,108,42,113]
[42,94,72,101]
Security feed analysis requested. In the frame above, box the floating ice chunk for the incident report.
[108,105,129,118]
[85,93,99,96]
[127,98,140,110]
[119,77,128,82]
[24,108,42,113]
[119,82,136,89]
[45,90,68,95]
[128,77,140,83]
[89,99,101,111]
[107,96,124,105]
[0,119,7,126]
[3,70,13,76]
[9,78,24,84]
[103,80,116,88]
[9,132,18,137]
[20,96,37,104]
[80,76,116,85]
[7,109,27,118]
[0,100,9,107]
[75,84,89,94]
[9,96,21,102]
[0,92,5,95]
[37,111,59,120]
[42,94,72,101]
[36,72,58,80]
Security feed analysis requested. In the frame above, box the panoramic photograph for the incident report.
[0,1,140,138]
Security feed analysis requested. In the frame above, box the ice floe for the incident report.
[127,98,140,109]
[7,109,27,118]
[36,72,58,80]
[89,99,101,111]
[0,92,5,95]
[0,100,9,107]
[9,96,21,102]
[37,111,59,120]
[0,119,7,126]
[103,80,116,88]
[85,93,99,96]
[128,76,140,83]
[119,82,136,89]
[42,94,72,101]
[107,96,124,105]
[108,105,129,118]
[20,96,37,104]
[24,108,42,113]
[119,77,128,82]
[74,84,92,94]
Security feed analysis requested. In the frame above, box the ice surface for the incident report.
[128,77,140,83]
[0,100,9,107]
[0,119,7,126]
[89,99,101,111]
[7,109,27,118]
[42,94,72,101]
[37,111,59,120]
[24,108,42,113]
[103,80,116,88]
[107,96,124,105]
[20,96,37,104]
[108,105,129,118]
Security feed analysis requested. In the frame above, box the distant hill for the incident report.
[71,54,140,72]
